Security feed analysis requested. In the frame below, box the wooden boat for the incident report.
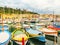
[35,23,45,29]
[0,30,11,45]
[12,29,28,45]
[0,25,9,30]
[30,19,36,23]
[48,22,60,30]
[39,28,57,41]
[25,28,46,42]
[39,28,57,36]
[48,25,60,31]
[14,23,22,28]
[22,24,30,28]
[35,23,45,26]
[0,20,7,24]
[29,23,35,28]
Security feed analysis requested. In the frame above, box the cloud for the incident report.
[0,0,60,14]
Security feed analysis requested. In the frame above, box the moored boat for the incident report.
[39,28,57,36]
[12,29,28,45]
[0,24,9,30]
[0,30,11,45]
[48,22,60,30]
[39,28,57,41]
[48,25,60,31]
[25,28,46,42]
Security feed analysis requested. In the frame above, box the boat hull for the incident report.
[45,35,57,42]
[33,36,46,42]
[15,40,28,45]
[27,32,46,42]
[48,25,60,30]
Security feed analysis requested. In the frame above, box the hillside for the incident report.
[0,7,38,14]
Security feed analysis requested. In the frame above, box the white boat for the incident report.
[22,24,30,28]
[0,30,11,45]
[35,23,45,26]
[39,28,57,36]
[39,28,57,41]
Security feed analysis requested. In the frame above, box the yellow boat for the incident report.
[11,29,29,45]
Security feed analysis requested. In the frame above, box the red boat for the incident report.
[48,25,60,31]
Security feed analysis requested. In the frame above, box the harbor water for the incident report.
[8,36,60,45]
[0,24,60,45]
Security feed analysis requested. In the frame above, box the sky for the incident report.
[0,0,60,14]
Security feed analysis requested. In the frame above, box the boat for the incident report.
[0,19,7,24]
[39,28,57,36]
[35,23,45,26]
[22,24,30,28]
[14,23,22,28]
[48,25,60,30]
[48,22,60,31]
[29,23,35,28]
[12,29,28,45]
[54,22,60,28]
[48,22,60,36]
[35,23,45,29]
[0,24,10,45]
[39,28,57,41]
[24,28,46,42]
[30,19,36,23]
[0,30,11,45]
[0,24,9,30]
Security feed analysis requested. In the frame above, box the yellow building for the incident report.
[0,13,39,19]
[0,13,39,22]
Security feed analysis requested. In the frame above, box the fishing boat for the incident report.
[48,22,60,36]
[25,28,46,42]
[0,30,11,45]
[39,28,57,41]
[0,24,10,45]
[22,24,30,28]
[48,22,60,31]
[12,29,28,45]
[14,23,22,28]
[0,21,11,45]
[30,19,36,23]
[39,28,57,36]
[29,23,35,28]
[0,19,7,24]
[35,23,45,29]
[48,25,60,30]
[0,24,9,30]
[35,23,45,26]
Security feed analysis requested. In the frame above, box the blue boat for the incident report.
[53,22,60,28]
[0,30,11,45]
[0,25,9,30]
[35,25,42,30]
[25,28,46,42]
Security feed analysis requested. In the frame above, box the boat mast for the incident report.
[53,11,54,25]
[2,7,4,31]
[53,11,57,45]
